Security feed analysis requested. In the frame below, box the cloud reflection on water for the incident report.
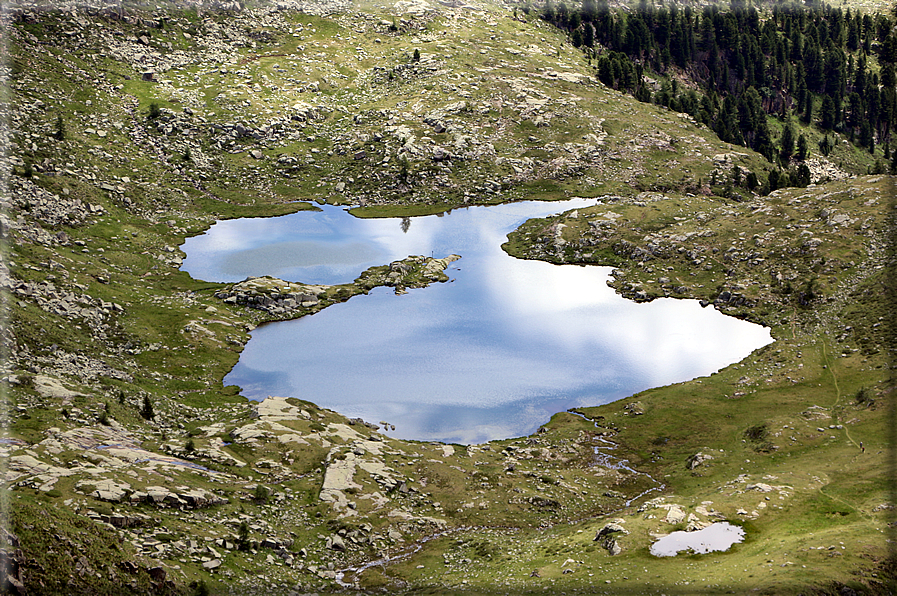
[182,199,773,444]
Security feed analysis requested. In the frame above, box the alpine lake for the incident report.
[182,198,772,444]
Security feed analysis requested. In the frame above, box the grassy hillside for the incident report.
[1,1,894,594]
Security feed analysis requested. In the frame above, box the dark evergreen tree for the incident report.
[797,133,809,160]
[780,121,795,160]
[53,114,66,141]
[795,163,812,186]
[882,33,897,64]
[141,395,155,420]
[847,12,860,50]
[820,95,836,129]
[882,64,896,88]
[598,56,613,87]
[804,42,824,92]
[583,22,594,47]
[824,47,846,96]
[802,91,814,124]
[847,92,863,130]
[767,168,781,193]
[581,0,596,23]
[860,120,874,152]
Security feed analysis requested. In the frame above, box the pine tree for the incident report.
[795,163,811,187]
[820,95,836,129]
[583,22,594,47]
[797,133,809,160]
[847,12,860,50]
[819,134,834,157]
[767,168,780,193]
[780,121,795,160]
[581,0,596,23]
[98,403,110,426]
[860,120,874,152]
[141,395,155,420]
[556,2,569,29]
[53,114,66,141]
[542,0,555,22]
[881,64,897,89]
[238,521,250,550]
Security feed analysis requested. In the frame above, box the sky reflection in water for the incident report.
[181,199,772,444]
[650,522,746,556]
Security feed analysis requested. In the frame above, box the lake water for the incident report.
[649,522,746,556]
[181,199,772,444]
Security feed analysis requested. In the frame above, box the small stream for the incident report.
[333,412,666,589]
[333,526,475,588]
[591,434,664,507]
[567,409,666,513]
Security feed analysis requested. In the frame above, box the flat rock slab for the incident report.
[33,375,85,400]
[663,504,687,524]
[9,454,75,478]
[253,396,312,421]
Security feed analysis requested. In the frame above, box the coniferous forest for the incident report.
[530,0,897,191]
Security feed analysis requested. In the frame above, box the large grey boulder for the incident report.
[594,522,629,540]
[686,452,713,469]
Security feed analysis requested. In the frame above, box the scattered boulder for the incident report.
[594,522,629,540]
[148,567,166,582]
[593,522,627,555]
[0,530,25,595]
[746,483,775,493]
[623,401,645,415]
[664,505,687,524]
[32,375,85,400]
[528,496,560,508]
[432,147,451,161]
[686,452,713,470]
[603,536,622,556]
[685,514,712,532]
[328,534,347,551]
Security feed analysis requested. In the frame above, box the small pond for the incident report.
[650,522,746,557]
[181,198,772,444]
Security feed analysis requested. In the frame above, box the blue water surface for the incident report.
[181,199,772,443]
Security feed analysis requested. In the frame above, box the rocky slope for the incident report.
[1,1,894,595]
